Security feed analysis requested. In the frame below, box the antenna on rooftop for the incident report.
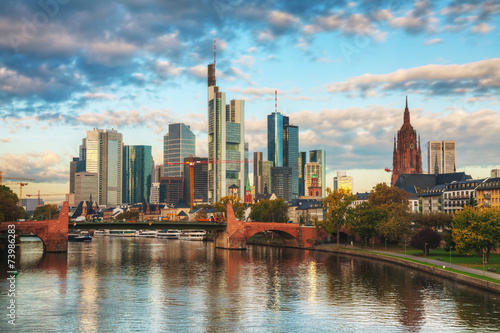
[213,39,216,83]
[275,90,277,113]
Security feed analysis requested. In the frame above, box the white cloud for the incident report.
[1,137,11,143]
[0,151,66,183]
[84,92,118,100]
[155,60,184,77]
[424,38,443,45]
[188,65,207,79]
[471,22,495,34]
[234,55,256,67]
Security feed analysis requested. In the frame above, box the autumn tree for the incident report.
[215,196,246,220]
[249,198,288,222]
[319,188,356,247]
[0,185,27,222]
[33,204,59,220]
[410,228,442,255]
[452,206,500,264]
[347,201,381,247]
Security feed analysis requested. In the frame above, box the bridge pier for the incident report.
[214,204,247,250]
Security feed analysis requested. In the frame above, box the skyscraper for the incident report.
[271,167,292,201]
[74,172,98,204]
[164,123,195,177]
[298,151,306,197]
[268,111,288,167]
[207,62,245,203]
[391,97,422,185]
[253,152,263,197]
[284,124,299,199]
[122,145,152,204]
[309,149,326,197]
[334,171,353,192]
[183,156,208,205]
[305,162,322,196]
[86,128,123,206]
[427,141,456,174]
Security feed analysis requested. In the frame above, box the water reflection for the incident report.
[0,238,499,332]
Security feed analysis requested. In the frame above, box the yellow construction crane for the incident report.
[6,182,30,207]
[0,171,34,184]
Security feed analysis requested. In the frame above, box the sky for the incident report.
[0,0,499,203]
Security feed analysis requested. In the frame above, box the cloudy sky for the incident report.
[0,0,499,200]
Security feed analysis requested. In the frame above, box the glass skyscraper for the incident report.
[298,151,306,197]
[284,125,299,199]
[267,112,289,167]
[163,123,195,178]
[310,150,326,198]
[123,145,152,204]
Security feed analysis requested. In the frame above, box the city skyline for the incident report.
[0,0,499,202]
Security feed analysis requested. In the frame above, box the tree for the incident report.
[368,183,409,207]
[249,198,288,222]
[33,204,59,220]
[0,185,27,222]
[115,210,140,221]
[347,202,381,247]
[452,206,500,264]
[410,228,442,255]
[411,212,452,230]
[319,188,356,247]
[215,196,246,220]
[467,192,478,208]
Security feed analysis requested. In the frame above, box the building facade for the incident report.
[427,140,456,174]
[164,123,195,178]
[283,124,299,199]
[309,150,326,197]
[253,152,263,197]
[183,156,209,205]
[74,172,98,204]
[333,171,353,192]
[85,128,123,206]
[122,145,152,204]
[305,162,322,196]
[391,97,422,186]
[271,167,292,201]
[418,185,445,214]
[298,151,306,197]
[443,179,484,214]
[477,178,500,209]
[267,111,288,167]
[491,169,500,178]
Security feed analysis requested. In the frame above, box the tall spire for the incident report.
[404,95,410,125]
[275,90,277,113]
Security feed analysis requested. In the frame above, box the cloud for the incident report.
[471,22,495,33]
[1,137,10,143]
[326,58,500,97]
[0,151,66,183]
[234,55,256,67]
[389,0,438,34]
[154,60,184,78]
[424,38,443,45]
[84,92,118,100]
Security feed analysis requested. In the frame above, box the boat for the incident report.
[93,230,109,236]
[157,229,181,239]
[108,230,136,237]
[179,229,206,241]
[73,231,92,242]
[135,230,158,237]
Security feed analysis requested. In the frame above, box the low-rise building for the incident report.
[287,199,324,224]
[418,185,445,214]
[443,179,485,214]
[476,178,500,209]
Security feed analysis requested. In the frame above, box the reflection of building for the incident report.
[391,97,422,186]
[207,63,245,202]
[85,128,123,206]
[271,167,292,201]
[309,150,326,198]
[427,140,456,174]
[334,171,352,192]
[123,145,152,204]
[74,172,98,204]
[477,178,500,209]
[164,123,195,177]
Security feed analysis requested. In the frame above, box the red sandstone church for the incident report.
[391,97,423,186]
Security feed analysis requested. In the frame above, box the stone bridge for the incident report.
[0,202,69,252]
[214,204,318,250]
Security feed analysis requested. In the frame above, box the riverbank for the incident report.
[312,244,500,294]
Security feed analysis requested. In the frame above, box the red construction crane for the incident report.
[0,171,34,184]
[26,191,68,206]
[384,167,392,172]
[165,155,251,210]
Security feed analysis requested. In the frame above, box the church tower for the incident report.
[391,97,422,185]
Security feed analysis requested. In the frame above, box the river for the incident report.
[1,236,499,332]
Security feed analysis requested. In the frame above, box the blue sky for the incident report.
[0,0,499,201]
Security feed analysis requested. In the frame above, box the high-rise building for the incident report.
[267,111,289,167]
[160,177,183,205]
[334,171,353,192]
[150,182,160,204]
[491,169,500,178]
[391,97,422,185]
[261,161,272,195]
[309,149,326,197]
[183,156,209,205]
[253,152,263,197]
[427,141,456,174]
[305,162,322,196]
[207,63,245,203]
[122,145,153,204]
[298,151,306,197]
[284,125,299,199]
[74,172,98,204]
[164,123,195,177]
[69,156,85,194]
[86,128,123,206]
[271,167,292,201]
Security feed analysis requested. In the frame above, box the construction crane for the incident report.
[165,155,251,211]
[5,182,30,207]
[0,171,34,184]
[26,191,68,206]
[384,167,392,172]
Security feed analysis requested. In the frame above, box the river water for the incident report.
[1,236,499,332]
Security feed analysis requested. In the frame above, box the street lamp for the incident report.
[425,242,428,257]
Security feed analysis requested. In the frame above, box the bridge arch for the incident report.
[246,228,300,247]
[0,227,48,251]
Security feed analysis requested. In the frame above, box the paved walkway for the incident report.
[317,245,500,280]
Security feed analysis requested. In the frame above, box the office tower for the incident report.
[164,123,195,177]
[261,161,272,194]
[334,171,353,192]
[123,145,153,204]
[183,156,208,205]
[309,149,326,197]
[284,124,299,199]
[305,162,322,196]
[253,152,263,197]
[86,128,123,206]
[271,167,292,201]
[150,183,160,204]
[267,111,289,167]
[207,63,245,203]
[160,177,183,205]
[298,151,306,196]
[427,140,457,174]
[74,172,98,204]
[244,142,249,192]
[69,156,85,194]
[392,97,422,185]
[154,165,163,183]
[492,169,500,178]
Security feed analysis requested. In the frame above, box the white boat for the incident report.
[157,229,181,239]
[93,230,109,236]
[108,230,136,237]
[179,229,206,241]
[135,230,158,237]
